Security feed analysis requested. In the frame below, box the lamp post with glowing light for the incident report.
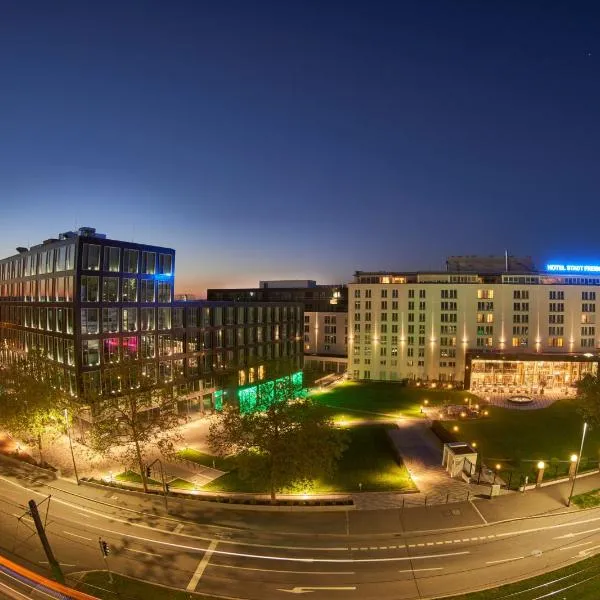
[568,453,578,479]
[567,422,588,507]
[536,461,545,487]
[63,409,79,485]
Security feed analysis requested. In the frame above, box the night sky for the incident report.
[1,1,599,295]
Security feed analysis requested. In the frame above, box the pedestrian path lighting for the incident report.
[569,454,578,479]
[453,425,459,433]
[567,422,588,507]
[536,461,545,487]
[63,409,79,485]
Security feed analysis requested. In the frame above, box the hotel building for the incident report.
[0,228,303,413]
[348,256,599,390]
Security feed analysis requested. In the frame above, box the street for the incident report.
[0,458,599,599]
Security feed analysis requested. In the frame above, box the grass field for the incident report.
[199,424,415,494]
[572,487,600,508]
[440,399,599,480]
[311,380,478,419]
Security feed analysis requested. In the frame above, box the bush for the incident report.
[431,420,459,444]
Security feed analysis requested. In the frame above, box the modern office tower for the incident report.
[0,228,303,413]
[208,281,348,373]
[348,256,600,390]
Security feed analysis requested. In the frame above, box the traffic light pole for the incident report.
[28,499,64,584]
[98,537,113,583]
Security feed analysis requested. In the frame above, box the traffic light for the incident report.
[145,466,151,478]
[165,482,170,493]
[99,537,110,557]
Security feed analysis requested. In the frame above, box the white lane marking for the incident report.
[78,522,471,564]
[209,564,355,575]
[487,556,524,565]
[555,526,600,540]
[0,476,350,552]
[174,523,184,534]
[560,541,594,551]
[187,540,218,591]
[77,512,96,519]
[398,567,443,573]
[39,561,77,567]
[123,547,162,557]
[469,500,488,524]
[63,530,92,541]
[278,587,356,594]
[0,577,42,600]
[577,544,600,557]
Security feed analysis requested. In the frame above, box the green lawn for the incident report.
[572,488,600,508]
[447,553,600,599]
[75,571,215,600]
[177,447,236,471]
[202,424,415,494]
[440,399,599,480]
[114,470,161,486]
[311,380,478,419]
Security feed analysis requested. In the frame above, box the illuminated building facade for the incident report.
[209,282,348,374]
[0,229,303,411]
[348,256,600,388]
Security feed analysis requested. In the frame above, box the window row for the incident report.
[0,245,75,280]
[81,244,173,275]
[80,276,172,303]
[0,277,74,301]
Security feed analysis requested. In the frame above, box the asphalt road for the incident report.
[0,459,599,600]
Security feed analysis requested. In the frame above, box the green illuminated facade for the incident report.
[236,371,305,414]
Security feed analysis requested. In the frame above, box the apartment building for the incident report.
[0,228,304,413]
[348,256,600,389]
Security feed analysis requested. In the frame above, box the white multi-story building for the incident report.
[348,257,599,389]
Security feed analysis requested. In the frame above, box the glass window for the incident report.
[82,339,100,366]
[39,252,47,275]
[82,244,101,271]
[141,334,156,358]
[122,278,137,302]
[141,251,156,274]
[102,277,119,302]
[45,249,54,273]
[80,276,99,302]
[140,307,155,331]
[103,338,120,364]
[158,254,172,275]
[123,336,138,360]
[123,249,139,273]
[158,307,171,330]
[122,307,138,332]
[173,308,184,328]
[66,309,73,334]
[81,308,99,334]
[56,246,67,271]
[158,281,172,303]
[102,308,119,333]
[65,245,75,270]
[56,308,65,333]
[56,277,65,302]
[158,334,172,356]
[140,279,155,302]
[103,247,121,272]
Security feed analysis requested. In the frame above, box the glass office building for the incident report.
[0,228,303,411]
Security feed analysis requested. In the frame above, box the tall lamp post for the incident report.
[567,422,588,507]
[63,409,80,485]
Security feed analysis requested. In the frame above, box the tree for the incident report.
[209,396,348,500]
[577,373,600,466]
[87,364,187,493]
[0,347,69,465]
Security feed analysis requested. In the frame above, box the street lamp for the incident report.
[63,409,79,485]
[567,422,588,507]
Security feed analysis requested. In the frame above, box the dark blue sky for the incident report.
[1,1,599,294]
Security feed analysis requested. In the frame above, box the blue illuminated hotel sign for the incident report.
[546,264,600,273]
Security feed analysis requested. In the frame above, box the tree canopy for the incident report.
[577,373,600,429]
[87,364,187,492]
[209,395,348,499]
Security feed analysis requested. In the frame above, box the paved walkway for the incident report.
[475,389,575,410]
